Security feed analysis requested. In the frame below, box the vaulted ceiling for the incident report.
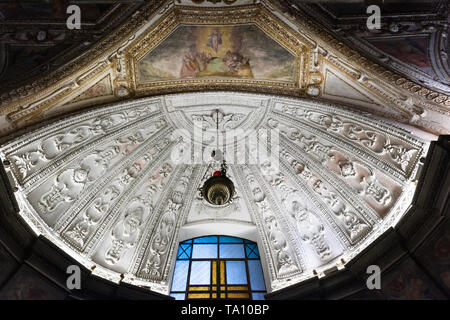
[0,92,429,294]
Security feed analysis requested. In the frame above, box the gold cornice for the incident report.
[7,63,114,126]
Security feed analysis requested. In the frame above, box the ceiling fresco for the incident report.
[137,24,297,83]
[127,5,310,99]
[0,0,447,138]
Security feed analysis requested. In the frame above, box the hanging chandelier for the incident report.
[201,161,235,206]
[199,109,236,206]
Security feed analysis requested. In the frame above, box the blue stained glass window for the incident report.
[190,261,211,285]
[226,261,248,284]
[177,244,192,259]
[219,236,243,243]
[171,260,189,291]
[245,244,260,258]
[248,260,266,291]
[193,236,218,243]
[252,293,266,300]
[220,244,245,258]
[192,244,218,259]
[170,235,266,300]
[170,293,186,300]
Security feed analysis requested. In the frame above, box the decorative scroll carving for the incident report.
[54,131,170,245]
[64,161,172,249]
[280,148,373,244]
[259,158,333,261]
[272,114,396,214]
[0,92,429,294]
[312,180,371,243]
[106,204,148,265]
[277,106,420,173]
[141,168,193,278]
[360,176,392,206]
[9,106,156,180]
[12,124,106,180]
[99,161,174,265]
[381,137,416,171]
[345,123,416,172]
[65,185,121,247]
[192,110,246,131]
[243,166,300,275]
[38,146,120,214]
[289,199,331,260]
[336,156,393,207]
[268,117,334,165]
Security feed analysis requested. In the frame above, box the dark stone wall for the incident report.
[0,136,448,300]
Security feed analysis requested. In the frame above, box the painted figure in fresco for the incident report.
[180,44,212,78]
[207,29,222,53]
[224,50,250,73]
[179,28,253,78]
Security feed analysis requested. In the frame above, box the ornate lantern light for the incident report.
[201,161,235,206]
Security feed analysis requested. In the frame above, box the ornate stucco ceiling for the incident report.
[0,0,447,296]
[0,92,429,294]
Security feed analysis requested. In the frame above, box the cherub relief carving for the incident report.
[38,145,120,214]
[105,205,148,265]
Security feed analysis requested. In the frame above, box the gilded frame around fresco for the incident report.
[126,5,313,97]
